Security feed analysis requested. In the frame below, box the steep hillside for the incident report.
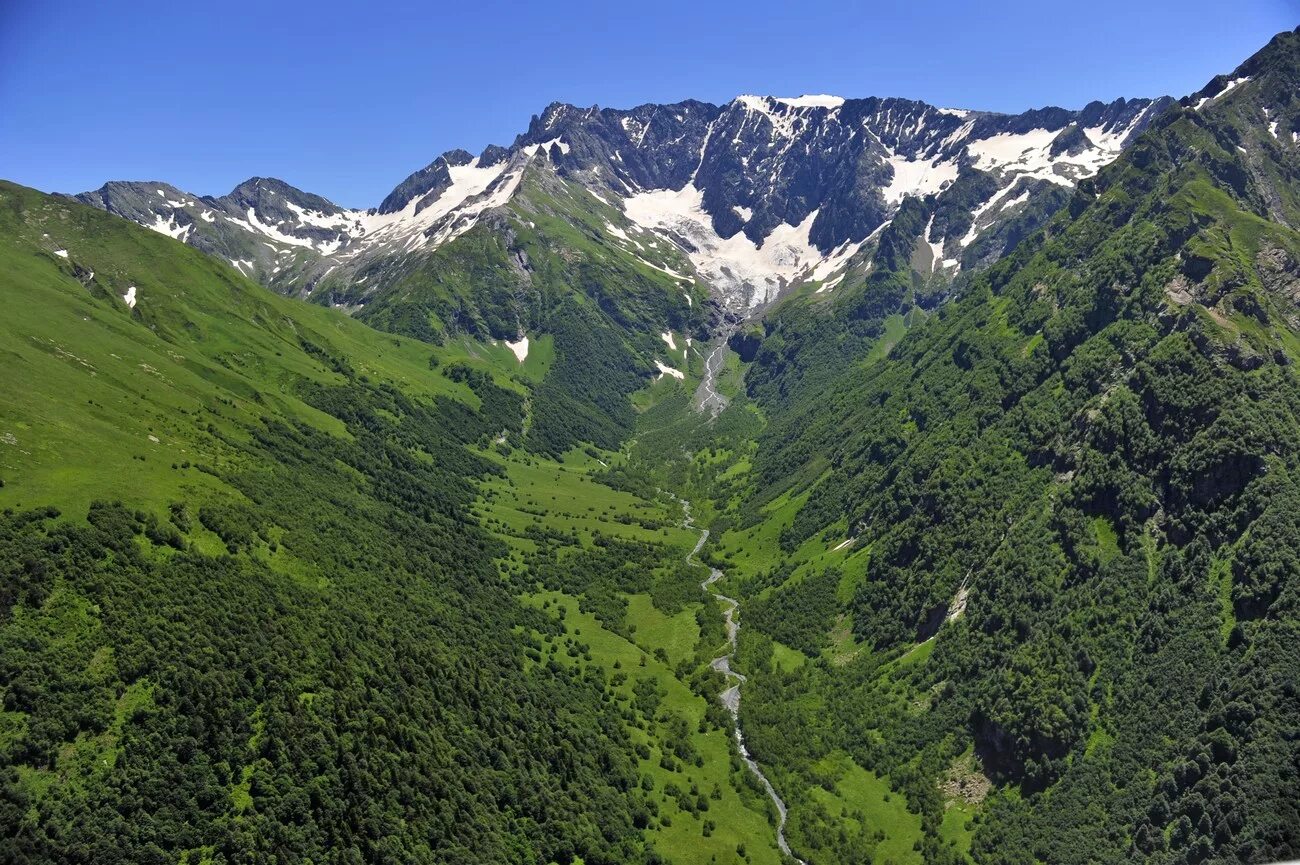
[701,27,1300,865]
[0,181,761,865]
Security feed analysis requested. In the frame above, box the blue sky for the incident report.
[1,0,1296,207]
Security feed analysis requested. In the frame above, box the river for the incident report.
[681,498,805,864]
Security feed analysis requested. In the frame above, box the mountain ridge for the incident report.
[72,90,1171,319]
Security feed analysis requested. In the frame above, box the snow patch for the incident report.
[816,274,845,294]
[654,360,684,380]
[922,215,944,272]
[661,331,677,351]
[283,200,358,231]
[54,249,69,258]
[732,205,753,221]
[1195,76,1250,110]
[122,286,137,308]
[524,137,570,157]
[239,207,317,249]
[966,128,1062,174]
[883,155,959,204]
[773,94,844,109]
[147,213,192,241]
[810,238,864,281]
[505,335,529,363]
[351,157,518,251]
[623,184,822,312]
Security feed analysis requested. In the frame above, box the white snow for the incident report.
[816,273,845,294]
[963,115,1143,189]
[661,331,677,350]
[654,360,685,380]
[922,215,944,271]
[960,184,1030,248]
[523,137,570,156]
[882,155,960,204]
[831,537,856,551]
[239,207,317,249]
[146,213,193,241]
[937,108,971,117]
[734,96,809,140]
[122,286,137,308]
[623,184,822,312]
[350,157,519,251]
[283,200,356,230]
[732,205,754,221]
[966,128,1064,178]
[505,335,529,363]
[199,210,215,222]
[632,252,692,282]
[810,238,865,281]
[1194,76,1250,110]
[773,94,844,109]
[1270,120,1280,140]
[54,249,69,258]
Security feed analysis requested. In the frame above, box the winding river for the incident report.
[681,498,805,864]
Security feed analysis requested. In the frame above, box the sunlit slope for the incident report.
[0,180,521,513]
[0,181,680,865]
[703,28,1300,865]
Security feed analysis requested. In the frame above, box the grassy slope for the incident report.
[0,180,515,515]
[692,31,1300,865]
[0,179,788,864]
[474,445,788,865]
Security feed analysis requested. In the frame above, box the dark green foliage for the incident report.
[0,376,656,865]
[528,297,647,455]
[729,30,1300,865]
[746,568,840,655]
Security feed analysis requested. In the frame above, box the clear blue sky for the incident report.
[1,0,1296,208]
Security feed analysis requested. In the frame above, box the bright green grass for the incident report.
[769,640,807,673]
[862,313,909,366]
[625,595,700,668]
[524,590,782,865]
[475,447,695,554]
[0,181,522,519]
[800,751,924,865]
[938,800,977,860]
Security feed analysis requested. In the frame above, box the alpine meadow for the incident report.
[2,12,1300,865]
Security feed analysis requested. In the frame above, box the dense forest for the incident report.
[710,28,1300,865]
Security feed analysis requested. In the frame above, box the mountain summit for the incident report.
[76,91,1170,319]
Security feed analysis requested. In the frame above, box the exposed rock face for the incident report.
[73,91,1172,316]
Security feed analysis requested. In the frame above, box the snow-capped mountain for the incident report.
[75,91,1174,316]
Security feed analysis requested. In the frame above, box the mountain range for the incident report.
[74,92,1170,321]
